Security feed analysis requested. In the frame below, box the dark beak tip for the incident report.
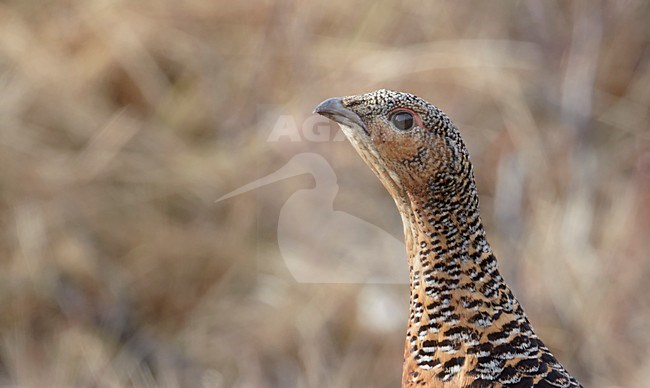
[313,96,368,134]
[314,97,344,116]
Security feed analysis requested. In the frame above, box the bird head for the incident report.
[315,89,470,204]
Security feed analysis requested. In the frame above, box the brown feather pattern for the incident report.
[316,90,581,387]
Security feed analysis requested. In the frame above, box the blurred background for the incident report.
[0,0,649,387]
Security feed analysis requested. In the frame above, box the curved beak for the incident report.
[314,95,407,207]
[314,97,368,134]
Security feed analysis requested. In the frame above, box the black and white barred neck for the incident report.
[315,90,581,387]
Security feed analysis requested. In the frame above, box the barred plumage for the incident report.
[315,90,581,387]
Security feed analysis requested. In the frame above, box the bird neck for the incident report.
[402,176,490,278]
[399,179,525,385]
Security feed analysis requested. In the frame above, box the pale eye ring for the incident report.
[389,111,414,131]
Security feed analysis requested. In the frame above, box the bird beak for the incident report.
[314,95,407,206]
[314,97,368,135]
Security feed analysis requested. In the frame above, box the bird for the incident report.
[315,90,582,387]
[217,152,408,283]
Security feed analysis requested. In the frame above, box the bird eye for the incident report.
[389,111,414,131]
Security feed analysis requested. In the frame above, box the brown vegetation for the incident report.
[0,1,648,386]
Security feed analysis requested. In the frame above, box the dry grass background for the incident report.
[0,0,649,387]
